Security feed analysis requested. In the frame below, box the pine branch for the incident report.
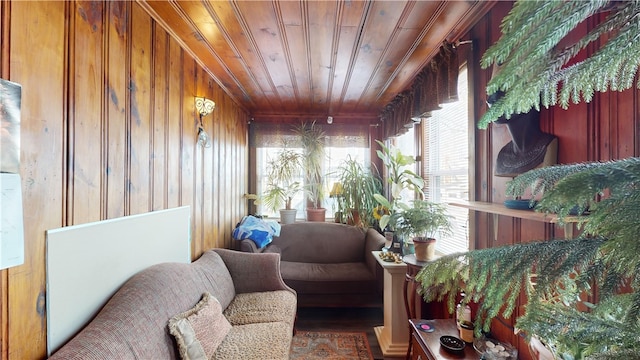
[478,0,640,128]
[517,296,640,358]
[416,237,605,332]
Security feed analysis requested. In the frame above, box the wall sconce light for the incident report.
[195,97,215,148]
[327,116,333,124]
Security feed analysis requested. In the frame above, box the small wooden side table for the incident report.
[409,319,480,360]
[403,254,429,321]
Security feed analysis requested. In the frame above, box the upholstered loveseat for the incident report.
[239,222,386,307]
[49,249,297,360]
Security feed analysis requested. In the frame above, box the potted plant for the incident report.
[373,139,425,252]
[293,121,327,221]
[395,199,452,261]
[334,156,383,228]
[261,148,303,224]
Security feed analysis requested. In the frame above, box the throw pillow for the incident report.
[168,292,232,360]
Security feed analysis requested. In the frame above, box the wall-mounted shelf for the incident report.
[449,201,581,240]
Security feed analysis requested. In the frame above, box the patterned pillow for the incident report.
[168,292,232,360]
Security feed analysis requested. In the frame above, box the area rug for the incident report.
[289,331,373,360]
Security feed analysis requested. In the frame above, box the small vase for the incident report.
[413,237,436,261]
[402,240,415,256]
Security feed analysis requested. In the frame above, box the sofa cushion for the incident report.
[275,222,367,263]
[168,292,232,360]
[213,322,292,360]
[223,290,297,326]
[280,261,375,282]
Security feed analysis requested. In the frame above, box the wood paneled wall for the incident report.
[467,2,640,358]
[1,1,248,358]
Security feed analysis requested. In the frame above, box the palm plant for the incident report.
[261,148,303,212]
[293,121,327,209]
[335,155,382,228]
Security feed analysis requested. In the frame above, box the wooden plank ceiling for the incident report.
[138,0,495,124]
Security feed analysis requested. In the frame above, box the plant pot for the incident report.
[306,207,326,222]
[413,237,436,261]
[347,208,361,226]
[279,209,297,224]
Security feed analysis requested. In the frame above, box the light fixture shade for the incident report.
[195,97,215,116]
[197,125,212,148]
[329,182,343,197]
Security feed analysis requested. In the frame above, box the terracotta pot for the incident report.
[347,208,360,225]
[306,207,326,222]
[413,237,436,261]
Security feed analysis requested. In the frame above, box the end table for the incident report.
[409,318,480,360]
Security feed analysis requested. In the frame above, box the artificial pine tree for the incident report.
[416,1,640,359]
[478,0,640,128]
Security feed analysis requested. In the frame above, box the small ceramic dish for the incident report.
[473,336,518,359]
[504,199,537,210]
[440,335,465,353]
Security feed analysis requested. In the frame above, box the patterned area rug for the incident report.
[289,331,373,360]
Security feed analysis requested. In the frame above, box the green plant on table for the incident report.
[395,199,452,240]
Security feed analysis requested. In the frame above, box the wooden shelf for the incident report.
[449,200,580,239]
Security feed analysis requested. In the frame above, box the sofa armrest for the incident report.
[213,249,295,295]
[238,239,263,253]
[364,228,386,275]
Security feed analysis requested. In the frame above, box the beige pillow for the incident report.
[168,292,232,360]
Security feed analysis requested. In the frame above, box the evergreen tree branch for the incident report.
[517,295,640,358]
[478,1,640,127]
[416,237,605,333]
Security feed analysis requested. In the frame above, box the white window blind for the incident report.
[422,66,469,255]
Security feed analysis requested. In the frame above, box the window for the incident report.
[422,66,470,254]
[391,127,416,202]
[252,123,370,219]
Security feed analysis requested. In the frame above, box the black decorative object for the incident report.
[440,335,465,353]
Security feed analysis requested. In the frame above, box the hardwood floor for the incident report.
[294,306,386,360]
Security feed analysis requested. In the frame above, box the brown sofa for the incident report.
[49,249,297,360]
[239,222,385,307]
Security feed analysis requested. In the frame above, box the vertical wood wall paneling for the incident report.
[218,84,227,249]
[105,1,129,219]
[469,7,492,251]
[211,83,222,249]
[167,37,182,209]
[129,4,152,215]
[9,2,67,358]
[151,22,167,211]
[181,55,197,260]
[192,66,205,256]
[69,1,106,225]
[0,1,6,355]
[202,78,215,251]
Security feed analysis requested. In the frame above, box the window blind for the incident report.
[422,66,469,255]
